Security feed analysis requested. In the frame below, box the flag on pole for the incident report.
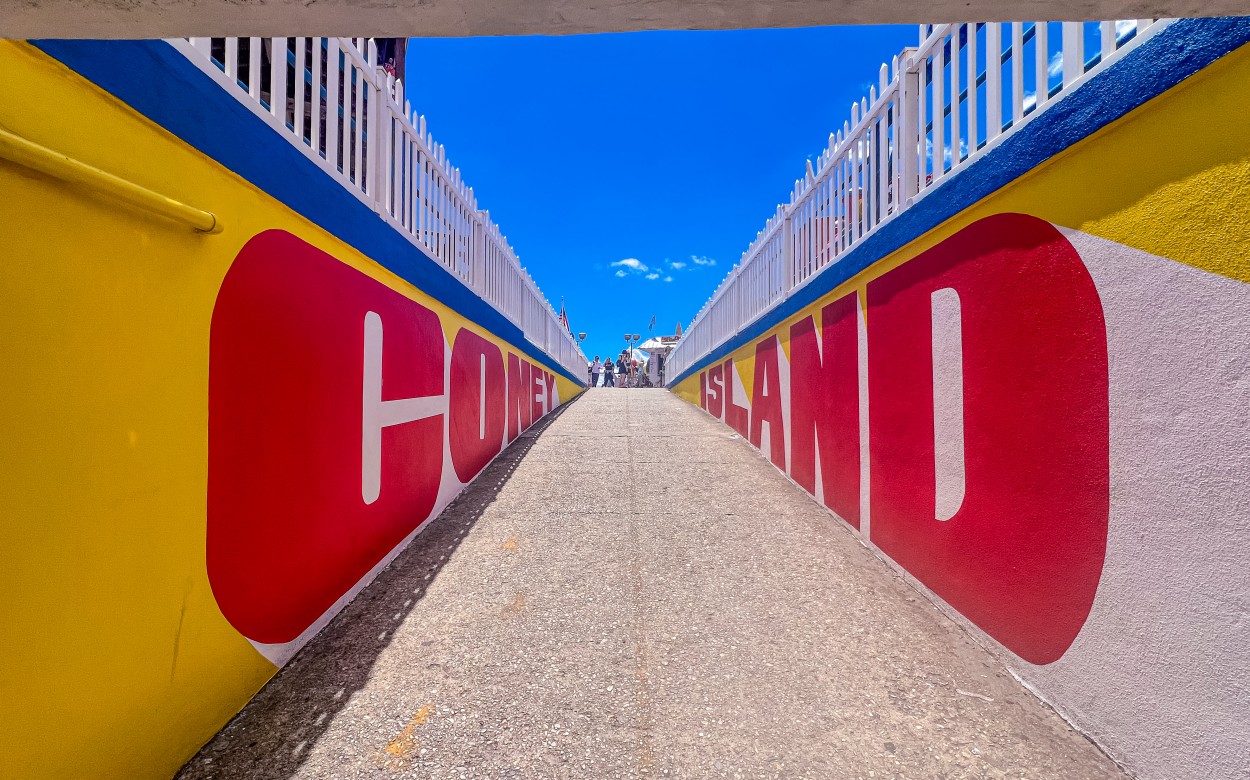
[558,298,571,334]
[648,315,656,332]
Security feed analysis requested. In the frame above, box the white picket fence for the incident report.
[667,18,1168,381]
[169,36,588,380]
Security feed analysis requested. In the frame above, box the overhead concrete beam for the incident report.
[0,0,1232,40]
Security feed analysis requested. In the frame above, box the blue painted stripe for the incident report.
[665,17,1250,388]
[31,38,585,387]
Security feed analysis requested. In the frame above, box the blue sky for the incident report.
[406,25,918,364]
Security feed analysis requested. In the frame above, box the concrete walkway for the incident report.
[179,389,1124,780]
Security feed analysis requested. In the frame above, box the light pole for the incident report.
[623,333,640,387]
[575,332,588,386]
[632,334,640,387]
[622,333,630,387]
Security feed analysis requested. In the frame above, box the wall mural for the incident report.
[692,214,1110,665]
[209,231,562,648]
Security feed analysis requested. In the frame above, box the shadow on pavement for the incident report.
[175,397,578,780]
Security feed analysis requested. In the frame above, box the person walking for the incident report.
[617,355,630,388]
[590,356,602,388]
[603,356,615,387]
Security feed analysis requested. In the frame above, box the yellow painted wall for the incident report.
[0,42,581,780]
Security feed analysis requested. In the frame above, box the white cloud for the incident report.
[1048,51,1063,80]
[1023,90,1037,112]
[613,255,709,280]
[610,257,668,281]
[1116,20,1136,40]
[611,257,649,273]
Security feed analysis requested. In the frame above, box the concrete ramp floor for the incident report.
[179,389,1124,780]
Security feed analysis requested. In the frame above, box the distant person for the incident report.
[590,356,601,388]
[603,357,615,387]
[617,356,629,387]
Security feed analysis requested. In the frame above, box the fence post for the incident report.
[471,212,486,296]
[270,38,288,127]
[898,47,920,204]
[325,39,340,174]
[367,40,389,218]
[781,212,794,296]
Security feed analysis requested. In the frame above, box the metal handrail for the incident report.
[0,126,221,233]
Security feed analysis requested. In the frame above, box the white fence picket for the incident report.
[1062,22,1084,86]
[985,23,1002,142]
[325,38,340,173]
[1034,22,1050,111]
[247,37,262,101]
[1011,24,1025,123]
